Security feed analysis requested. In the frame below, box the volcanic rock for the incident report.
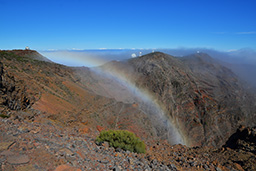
[225,125,256,154]
[7,154,30,165]
[93,52,256,147]
[1,50,256,171]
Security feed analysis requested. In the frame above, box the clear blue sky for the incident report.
[0,0,255,51]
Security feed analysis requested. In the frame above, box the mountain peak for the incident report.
[139,52,173,60]
[0,49,52,62]
[182,52,218,66]
[186,52,213,59]
[127,52,185,74]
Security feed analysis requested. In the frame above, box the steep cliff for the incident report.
[93,52,256,147]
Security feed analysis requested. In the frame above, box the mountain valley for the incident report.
[0,50,255,170]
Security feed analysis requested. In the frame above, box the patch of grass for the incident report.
[96,129,146,153]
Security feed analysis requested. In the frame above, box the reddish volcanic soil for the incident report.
[0,50,255,170]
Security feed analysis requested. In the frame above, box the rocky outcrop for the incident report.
[130,53,256,147]
[0,62,34,111]
[0,50,157,141]
[225,125,256,154]
[95,52,256,147]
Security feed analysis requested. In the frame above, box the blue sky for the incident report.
[0,0,255,51]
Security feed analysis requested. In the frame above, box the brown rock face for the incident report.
[132,53,256,147]
[0,50,256,171]
[0,50,157,141]
[7,154,30,165]
[225,126,256,154]
[0,62,34,111]
[1,50,255,148]
[94,52,256,147]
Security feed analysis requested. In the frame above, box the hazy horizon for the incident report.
[39,47,256,66]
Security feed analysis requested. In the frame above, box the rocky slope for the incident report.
[1,116,255,170]
[9,49,52,62]
[0,50,256,170]
[90,52,256,147]
[0,50,157,141]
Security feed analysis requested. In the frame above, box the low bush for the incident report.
[96,130,146,153]
[0,114,10,118]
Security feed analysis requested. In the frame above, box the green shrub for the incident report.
[96,130,146,153]
[0,114,10,118]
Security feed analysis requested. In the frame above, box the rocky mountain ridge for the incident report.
[0,50,158,141]
[0,50,255,170]
[91,52,256,147]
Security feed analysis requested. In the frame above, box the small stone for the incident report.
[0,150,15,156]
[58,148,74,157]
[151,159,157,165]
[95,141,102,146]
[189,161,195,167]
[113,166,122,171]
[76,151,85,160]
[0,157,5,163]
[55,164,82,171]
[128,158,134,165]
[234,163,244,171]
[0,142,14,151]
[216,167,222,171]
[16,164,39,171]
[103,142,109,149]
[79,126,89,134]
[96,125,104,132]
[7,154,30,165]
[115,148,122,152]
[100,160,109,164]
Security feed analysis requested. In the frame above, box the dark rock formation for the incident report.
[225,125,256,154]
[0,62,34,111]
[95,52,256,147]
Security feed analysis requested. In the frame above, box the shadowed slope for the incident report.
[86,52,256,147]
[0,50,157,141]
